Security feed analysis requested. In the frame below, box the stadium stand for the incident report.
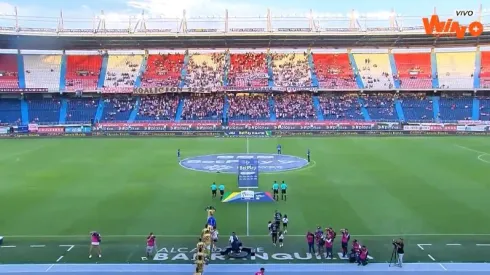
[480,96,490,120]
[103,54,144,92]
[353,53,394,89]
[0,54,19,88]
[361,93,397,121]
[65,98,98,123]
[141,54,184,87]
[184,52,225,88]
[27,98,61,123]
[228,53,268,88]
[438,93,473,121]
[318,93,364,120]
[274,93,315,120]
[181,94,224,120]
[136,94,179,121]
[271,52,312,87]
[101,97,136,121]
[23,55,62,90]
[65,55,103,91]
[0,99,21,124]
[399,93,434,121]
[436,52,475,89]
[227,93,270,120]
[393,53,432,89]
[311,53,357,89]
[480,51,490,89]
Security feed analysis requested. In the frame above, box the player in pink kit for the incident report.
[146,233,157,258]
[89,231,102,259]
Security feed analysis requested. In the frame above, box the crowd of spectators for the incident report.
[319,94,363,120]
[362,93,396,119]
[398,93,433,121]
[138,95,179,120]
[103,97,135,121]
[227,94,270,119]
[359,58,394,89]
[141,54,184,87]
[104,59,140,89]
[274,93,315,120]
[228,53,268,87]
[271,53,312,87]
[184,53,225,88]
[181,94,224,120]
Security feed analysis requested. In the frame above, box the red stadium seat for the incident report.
[0,54,19,88]
[142,54,184,88]
[393,53,432,89]
[228,53,268,87]
[65,55,103,90]
[480,51,490,89]
[312,53,357,89]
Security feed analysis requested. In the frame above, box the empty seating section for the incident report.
[24,55,62,89]
[228,53,268,87]
[393,53,432,89]
[274,93,315,120]
[142,54,184,87]
[66,98,98,123]
[439,96,472,121]
[362,93,397,121]
[101,97,136,121]
[436,52,475,89]
[103,55,144,92]
[271,53,311,87]
[479,97,490,120]
[0,55,19,88]
[181,94,223,120]
[66,55,103,90]
[318,94,364,120]
[480,51,490,88]
[0,99,21,124]
[137,95,179,121]
[184,53,225,88]
[312,53,357,89]
[399,93,433,121]
[28,99,60,123]
[353,54,394,90]
[227,94,270,120]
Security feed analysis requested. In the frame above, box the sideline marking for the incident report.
[417,244,432,250]
[455,145,490,164]
[59,245,75,252]
[439,263,447,271]
[6,233,490,238]
[45,264,54,272]
[428,254,436,261]
[0,246,16,248]
[446,244,461,246]
[30,245,46,248]
[56,256,63,263]
[476,244,490,246]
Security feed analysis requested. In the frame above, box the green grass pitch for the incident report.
[0,136,490,264]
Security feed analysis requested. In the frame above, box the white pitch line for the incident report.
[446,244,461,246]
[428,254,436,261]
[45,264,54,272]
[455,145,489,155]
[30,245,46,248]
[56,256,63,263]
[0,245,16,248]
[5,233,490,238]
[417,244,432,250]
[59,245,74,252]
[476,244,490,246]
[439,263,447,271]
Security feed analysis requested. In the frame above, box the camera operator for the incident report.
[393,238,404,267]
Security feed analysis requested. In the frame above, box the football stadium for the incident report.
[0,2,490,275]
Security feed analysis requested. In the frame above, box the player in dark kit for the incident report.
[270,221,279,246]
[177,149,181,161]
[307,149,310,163]
[277,144,282,154]
[274,210,282,227]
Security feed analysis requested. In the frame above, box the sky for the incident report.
[0,0,487,30]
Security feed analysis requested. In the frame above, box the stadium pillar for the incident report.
[430,49,439,89]
[474,47,481,89]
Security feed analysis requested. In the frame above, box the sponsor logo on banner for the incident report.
[28,124,39,132]
[404,125,430,131]
[457,125,490,132]
[0,127,8,134]
[0,88,49,93]
[38,127,64,133]
[179,153,308,173]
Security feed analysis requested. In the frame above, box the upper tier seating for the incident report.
[271,53,311,87]
[28,99,61,123]
[184,53,225,88]
[0,99,21,124]
[312,53,357,89]
[439,96,473,121]
[101,97,136,121]
[480,51,490,89]
[141,54,184,88]
[24,55,62,90]
[362,93,397,121]
[66,98,98,123]
[353,54,394,90]
[399,93,433,121]
[65,55,103,91]
[318,94,364,120]
[227,93,270,120]
[181,94,223,120]
[136,94,179,121]
[228,53,268,88]
[0,54,19,88]
[393,53,432,89]
[436,52,475,89]
[274,93,315,120]
[103,55,144,92]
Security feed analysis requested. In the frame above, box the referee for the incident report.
[211,182,217,198]
[280,181,287,201]
[272,181,279,201]
[394,238,404,267]
[307,149,310,163]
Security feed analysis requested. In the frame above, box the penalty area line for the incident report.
[428,254,436,261]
